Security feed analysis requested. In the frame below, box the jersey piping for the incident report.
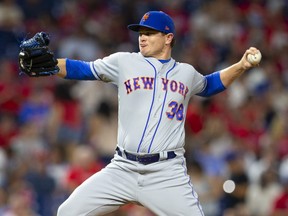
[90,62,102,80]
[147,61,177,153]
[136,59,158,153]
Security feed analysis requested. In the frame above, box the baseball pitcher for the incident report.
[18,11,261,216]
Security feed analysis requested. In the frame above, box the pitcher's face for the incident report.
[138,27,172,59]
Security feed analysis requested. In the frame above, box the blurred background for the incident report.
[0,0,288,215]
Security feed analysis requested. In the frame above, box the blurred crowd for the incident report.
[1,0,288,215]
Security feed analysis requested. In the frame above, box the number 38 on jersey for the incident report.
[166,101,184,121]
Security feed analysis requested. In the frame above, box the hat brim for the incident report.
[127,24,163,33]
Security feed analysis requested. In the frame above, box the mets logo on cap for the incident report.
[142,13,150,22]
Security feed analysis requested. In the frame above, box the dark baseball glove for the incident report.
[19,32,60,77]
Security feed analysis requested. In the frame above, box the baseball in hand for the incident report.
[247,51,262,65]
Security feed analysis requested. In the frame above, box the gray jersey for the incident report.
[89,52,206,154]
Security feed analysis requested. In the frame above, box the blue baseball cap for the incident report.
[128,11,175,34]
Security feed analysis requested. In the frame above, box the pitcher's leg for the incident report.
[57,162,136,216]
[141,180,204,216]
[139,157,205,216]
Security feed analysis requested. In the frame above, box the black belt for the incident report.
[116,147,176,165]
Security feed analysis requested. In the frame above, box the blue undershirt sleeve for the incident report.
[65,59,97,80]
[196,71,226,97]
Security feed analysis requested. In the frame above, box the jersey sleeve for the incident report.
[187,65,207,96]
[89,52,121,85]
